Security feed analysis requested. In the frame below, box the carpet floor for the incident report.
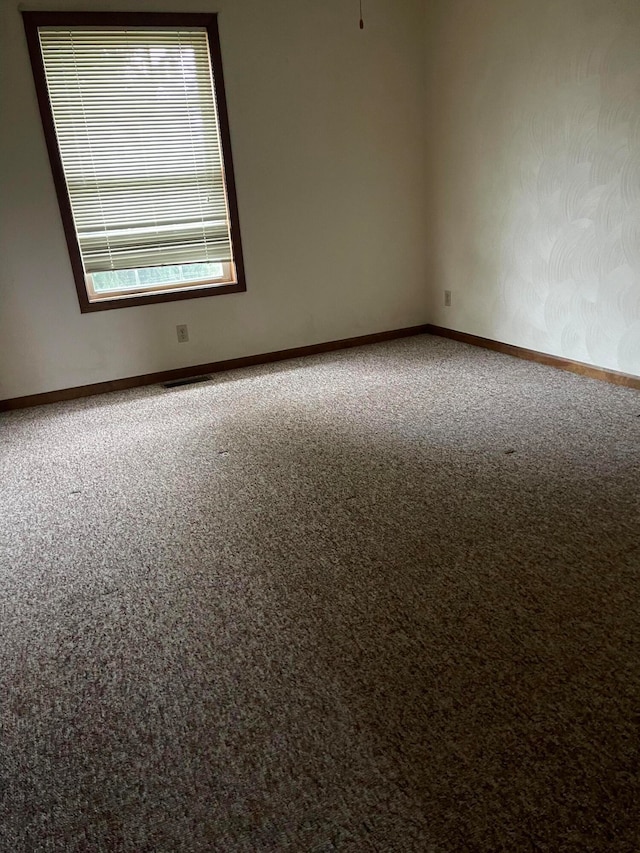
[1,334,639,852]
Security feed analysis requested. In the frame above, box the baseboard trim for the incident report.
[0,324,430,411]
[426,324,640,390]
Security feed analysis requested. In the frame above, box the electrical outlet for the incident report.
[444,290,452,307]
[176,324,189,343]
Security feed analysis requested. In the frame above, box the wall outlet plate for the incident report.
[444,290,452,307]
[176,324,189,343]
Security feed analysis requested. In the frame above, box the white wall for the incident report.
[6,0,638,400]
[0,0,428,400]
[425,0,640,377]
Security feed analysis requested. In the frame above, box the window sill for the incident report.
[78,279,246,313]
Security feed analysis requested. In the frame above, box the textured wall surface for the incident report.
[0,0,427,400]
[426,0,640,377]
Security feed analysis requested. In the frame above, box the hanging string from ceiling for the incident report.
[359,0,364,29]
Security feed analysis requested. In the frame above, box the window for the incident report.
[22,12,246,312]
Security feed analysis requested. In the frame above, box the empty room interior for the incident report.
[1,0,639,850]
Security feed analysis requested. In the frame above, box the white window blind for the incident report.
[38,27,233,274]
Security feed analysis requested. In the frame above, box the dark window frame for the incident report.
[22,11,247,313]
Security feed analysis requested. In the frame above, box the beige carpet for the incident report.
[1,334,638,852]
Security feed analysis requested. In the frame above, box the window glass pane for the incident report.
[92,262,224,292]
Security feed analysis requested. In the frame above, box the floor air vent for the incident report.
[162,375,212,389]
